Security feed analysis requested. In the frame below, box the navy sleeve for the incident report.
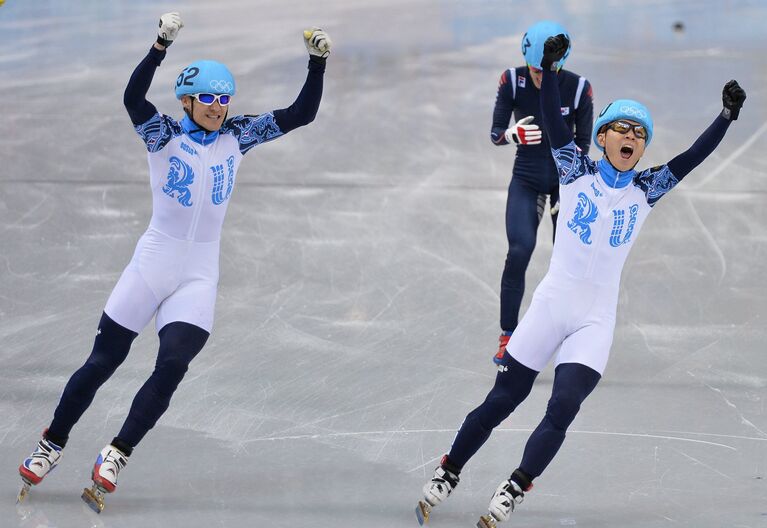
[666,115,731,181]
[540,69,573,149]
[490,70,515,145]
[124,46,166,126]
[272,56,325,134]
[573,79,594,155]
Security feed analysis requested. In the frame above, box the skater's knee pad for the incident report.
[546,363,601,431]
[476,357,538,429]
[153,322,209,393]
[544,389,583,431]
[85,313,138,377]
[505,238,536,267]
[157,322,209,360]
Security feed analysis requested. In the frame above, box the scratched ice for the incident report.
[1,1,765,527]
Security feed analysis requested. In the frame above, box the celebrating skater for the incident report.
[18,12,331,512]
[416,34,746,527]
[490,21,593,364]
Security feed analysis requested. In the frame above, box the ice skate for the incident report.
[493,333,511,365]
[415,462,460,525]
[17,434,64,503]
[82,444,128,513]
[476,478,527,528]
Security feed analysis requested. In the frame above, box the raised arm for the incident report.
[539,35,574,150]
[123,13,183,126]
[666,80,746,181]
[272,28,331,133]
[123,47,165,125]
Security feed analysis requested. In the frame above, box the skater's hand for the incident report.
[550,199,560,216]
[304,27,332,58]
[505,116,542,145]
[156,12,183,49]
[541,33,569,71]
[721,79,746,121]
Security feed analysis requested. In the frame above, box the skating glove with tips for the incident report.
[721,80,746,121]
[505,116,542,145]
[157,12,183,48]
[541,34,570,71]
[304,27,332,59]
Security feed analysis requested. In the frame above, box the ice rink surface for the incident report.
[1,0,766,527]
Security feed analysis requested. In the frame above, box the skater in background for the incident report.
[18,12,332,510]
[417,34,746,527]
[491,21,593,365]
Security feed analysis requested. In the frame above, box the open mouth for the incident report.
[619,144,634,160]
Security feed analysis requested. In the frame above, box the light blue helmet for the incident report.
[593,99,654,151]
[521,21,571,70]
[175,60,236,100]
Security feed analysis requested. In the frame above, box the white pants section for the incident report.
[104,228,220,334]
[506,274,618,376]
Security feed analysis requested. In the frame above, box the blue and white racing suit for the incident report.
[507,68,734,375]
[444,66,735,481]
[105,46,325,333]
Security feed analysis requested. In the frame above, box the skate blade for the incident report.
[477,514,497,528]
[17,481,32,504]
[415,500,432,525]
[81,486,105,514]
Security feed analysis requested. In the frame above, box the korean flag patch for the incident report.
[518,76,526,88]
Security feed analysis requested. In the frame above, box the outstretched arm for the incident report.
[666,80,746,181]
[123,13,183,126]
[539,35,574,150]
[272,28,331,133]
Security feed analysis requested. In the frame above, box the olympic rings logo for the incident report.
[209,79,233,92]
[620,105,647,119]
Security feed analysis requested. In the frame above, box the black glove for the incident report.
[721,79,746,121]
[540,34,570,71]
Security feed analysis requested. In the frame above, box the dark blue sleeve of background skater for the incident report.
[666,115,731,181]
[539,69,573,150]
[272,56,325,134]
[491,70,516,145]
[124,46,166,126]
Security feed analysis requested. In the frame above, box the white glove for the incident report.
[550,199,560,216]
[157,12,183,47]
[504,116,542,145]
[303,27,332,58]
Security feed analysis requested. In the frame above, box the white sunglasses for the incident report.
[193,93,232,106]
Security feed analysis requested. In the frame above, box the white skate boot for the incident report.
[477,478,527,528]
[18,434,64,502]
[415,460,460,525]
[81,444,129,513]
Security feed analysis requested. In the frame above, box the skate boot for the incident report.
[415,456,460,525]
[477,470,532,528]
[18,433,64,503]
[82,443,129,513]
[493,333,512,365]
